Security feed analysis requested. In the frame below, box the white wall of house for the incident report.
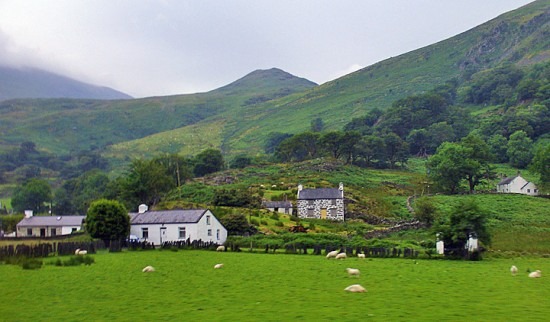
[61,226,82,235]
[130,210,227,245]
[497,176,539,196]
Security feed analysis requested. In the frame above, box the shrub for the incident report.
[250,218,260,226]
[62,255,95,266]
[260,220,268,225]
[270,212,280,221]
[275,221,284,227]
[21,258,43,270]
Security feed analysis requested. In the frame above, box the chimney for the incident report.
[138,204,148,214]
[24,210,33,218]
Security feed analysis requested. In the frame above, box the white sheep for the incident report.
[74,248,80,255]
[214,263,224,269]
[357,253,365,259]
[344,284,367,293]
[528,270,542,278]
[326,250,339,259]
[335,252,347,260]
[346,268,360,277]
[142,265,155,273]
[76,249,87,255]
[510,265,518,276]
[216,245,225,252]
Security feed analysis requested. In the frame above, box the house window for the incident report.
[527,189,531,193]
[27,228,32,236]
[307,209,314,217]
[208,229,212,236]
[179,227,186,239]
[142,228,149,239]
[51,228,56,236]
[535,189,538,193]
[216,229,220,240]
[71,228,77,233]
[206,215,211,225]
[331,199,337,205]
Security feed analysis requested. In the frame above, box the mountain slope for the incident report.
[0,68,316,154]
[107,0,549,160]
[1,1,548,163]
[0,65,132,101]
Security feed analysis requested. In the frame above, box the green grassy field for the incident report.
[2,250,549,321]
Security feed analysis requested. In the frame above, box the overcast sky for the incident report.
[0,1,535,98]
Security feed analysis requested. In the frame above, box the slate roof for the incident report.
[497,176,517,185]
[129,209,208,225]
[298,188,342,200]
[17,216,85,227]
[264,201,292,208]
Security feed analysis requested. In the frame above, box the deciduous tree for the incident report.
[86,199,129,244]
[11,178,52,213]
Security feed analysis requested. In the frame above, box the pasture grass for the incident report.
[1,250,549,321]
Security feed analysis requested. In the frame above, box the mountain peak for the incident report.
[215,68,317,94]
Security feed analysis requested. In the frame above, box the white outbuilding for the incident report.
[129,205,227,245]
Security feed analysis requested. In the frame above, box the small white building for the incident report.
[263,200,293,215]
[496,175,539,196]
[16,211,85,237]
[129,205,227,245]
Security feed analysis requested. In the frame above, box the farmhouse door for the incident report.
[320,208,327,219]
[40,228,46,237]
[160,227,167,244]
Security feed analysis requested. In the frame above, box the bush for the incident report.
[250,218,260,226]
[21,258,43,270]
[275,221,284,227]
[260,220,268,225]
[270,212,280,221]
[62,255,95,266]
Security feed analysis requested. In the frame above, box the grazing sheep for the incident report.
[510,265,518,276]
[357,253,365,259]
[346,268,360,277]
[142,266,155,273]
[335,252,347,260]
[326,250,339,259]
[344,284,366,293]
[216,245,225,252]
[529,270,542,278]
[76,249,87,255]
[214,263,224,269]
[74,249,80,255]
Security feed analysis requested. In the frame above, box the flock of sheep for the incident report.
[511,265,542,278]
[138,248,541,294]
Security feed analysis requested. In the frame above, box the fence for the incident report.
[0,240,107,260]
[0,239,421,260]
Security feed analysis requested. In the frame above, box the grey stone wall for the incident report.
[297,198,344,221]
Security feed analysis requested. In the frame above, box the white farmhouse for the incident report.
[16,211,85,237]
[129,205,227,245]
[496,174,539,196]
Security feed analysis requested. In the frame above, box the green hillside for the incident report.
[0,68,316,155]
[0,1,548,164]
[106,0,550,161]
